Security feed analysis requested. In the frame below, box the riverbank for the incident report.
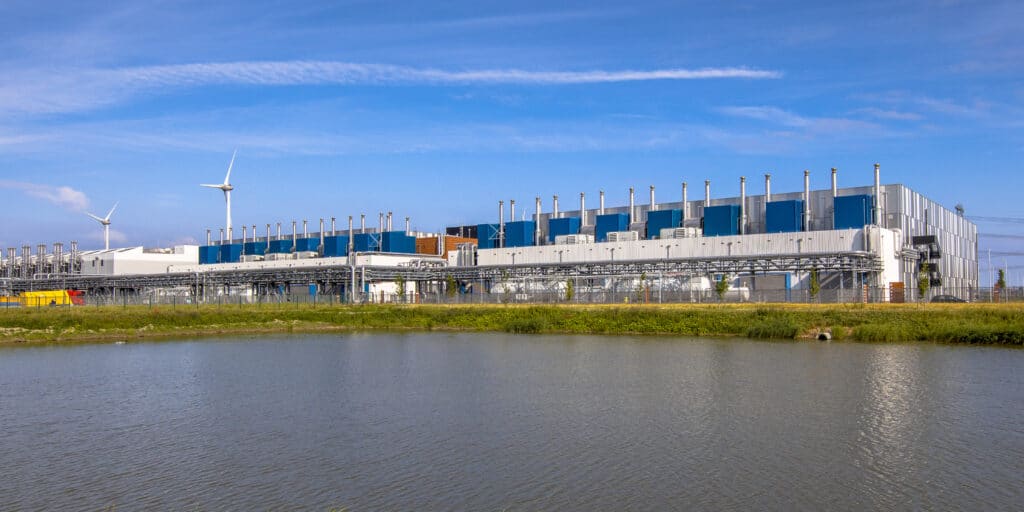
[2,303,1022,345]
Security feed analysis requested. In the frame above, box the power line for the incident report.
[980,233,1024,240]
[970,216,1024,224]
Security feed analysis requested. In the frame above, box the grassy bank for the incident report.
[1,303,1022,346]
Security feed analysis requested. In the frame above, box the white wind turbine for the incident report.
[201,150,237,237]
[86,202,119,251]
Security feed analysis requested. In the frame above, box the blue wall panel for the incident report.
[353,233,380,252]
[477,224,501,249]
[834,194,873,229]
[243,241,266,256]
[323,236,349,257]
[646,209,682,239]
[547,217,581,242]
[269,239,293,254]
[595,213,630,242]
[381,231,416,253]
[765,200,805,233]
[505,221,536,247]
[703,205,741,237]
[199,245,219,264]
[219,244,242,263]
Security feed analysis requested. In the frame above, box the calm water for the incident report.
[1,334,1022,511]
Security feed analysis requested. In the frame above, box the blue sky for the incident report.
[0,0,1021,285]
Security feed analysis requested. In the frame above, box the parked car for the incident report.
[931,294,967,303]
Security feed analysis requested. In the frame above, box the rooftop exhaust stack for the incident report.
[405,216,410,233]
[331,217,336,235]
[360,214,366,234]
[510,200,516,222]
[740,176,747,235]
[629,187,635,226]
[348,216,354,252]
[227,227,233,243]
[303,220,308,238]
[704,180,711,207]
[292,221,298,251]
[650,185,657,212]
[498,200,505,247]
[682,182,688,222]
[831,168,838,197]
[874,163,882,226]
[241,226,247,250]
[387,211,393,232]
[319,218,325,250]
[765,173,772,202]
[277,223,282,241]
[580,193,586,226]
[553,195,559,219]
[804,170,811,231]
[219,228,225,245]
[378,213,384,234]
[599,190,606,215]
[266,224,271,250]
[207,229,212,246]
[535,196,543,245]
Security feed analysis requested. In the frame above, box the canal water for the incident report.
[1,334,1021,510]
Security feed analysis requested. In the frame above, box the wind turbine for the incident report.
[201,150,237,237]
[86,202,119,251]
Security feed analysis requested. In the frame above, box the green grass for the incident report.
[0,302,1022,346]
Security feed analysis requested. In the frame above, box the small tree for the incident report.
[918,269,930,301]
[565,278,575,302]
[635,273,647,303]
[715,274,730,301]
[395,275,406,303]
[445,274,458,298]
[997,269,1007,290]
[809,269,821,301]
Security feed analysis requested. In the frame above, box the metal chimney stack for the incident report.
[682,182,688,222]
[360,214,366,234]
[535,196,542,245]
[704,180,711,207]
[331,217,336,235]
[241,225,247,249]
[207,229,212,246]
[54,243,63,274]
[498,200,505,247]
[579,193,586,226]
[764,173,772,202]
[874,163,882,226]
[804,170,811,231]
[292,221,298,251]
[510,200,516,222]
[277,222,283,240]
[599,190,606,215]
[319,218,325,250]
[219,228,225,244]
[22,246,30,277]
[405,216,410,233]
[553,195,559,219]
[37,244,46,274]
[70,241,77,273]
[266,224,272,250]
[387,211,393,232]
[303,220,308,238]
[378,213,384,234]
[227,227,233,243]
[629,187,635,226]
[831,168,838,197]
[348,216,354,253]
[649,185,656,212]
[740,176,747,235]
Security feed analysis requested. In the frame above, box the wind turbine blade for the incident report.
[85,212,105,223]
[200,184,223,189]
[224,149,237,185]
[105,202,119,221]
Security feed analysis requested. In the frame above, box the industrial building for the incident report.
[0,165,978,304]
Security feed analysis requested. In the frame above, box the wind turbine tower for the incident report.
[86,202,119,251]
[201,150,237,237]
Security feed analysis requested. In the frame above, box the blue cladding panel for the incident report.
[323,236,349,257]
[381,231,416,253]
[646,209,682,239]
[505,221,536,247]
[703,205,741,237]
[199,245,219,264]
[477,224,500,249]
[765,200,805,233]
[548,217,581,242]
[353,233,380,252]
[269,239,293,254]
[243,242,266,256]
[595,213,630,242]
[294,238,319,253]
[834,194,873,229]
[219,244,242,263]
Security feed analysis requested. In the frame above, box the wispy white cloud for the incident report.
[719,106,880,132]
[0,180,90,211]
[854,107,924,121]
[0,61,782,115]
